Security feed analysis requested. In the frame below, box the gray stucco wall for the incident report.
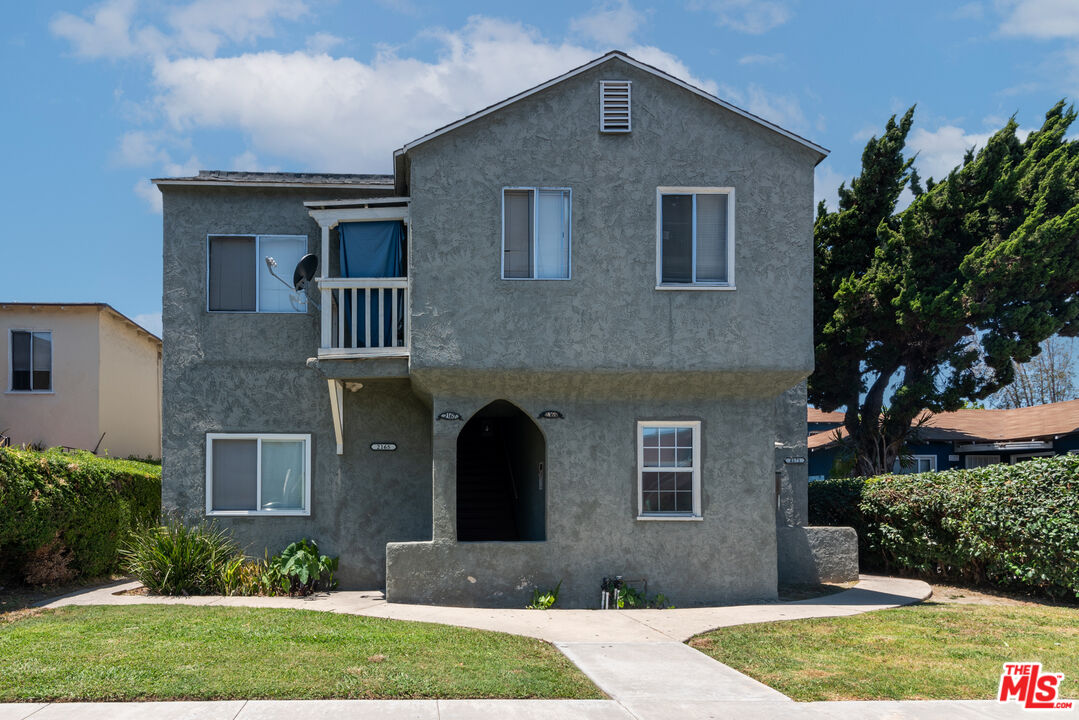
[387,391,779,608]
[406,57,818,385]
[774,381,809,527]
[160,186,432,587]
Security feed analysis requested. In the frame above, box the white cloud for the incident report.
[999,0,1079,38]
[114,130,167,166]
[718,83,805,131]
[133,179,162,213]
[50,0,308,59]
[569,1,644,47]
[133,312,162,336]
[146,17,716,172]
[953,2,985,20]
[306,32,343,54]
[737,53,784,65]
[908,125,996,180]
[690,0,794,34]
[50,0,141,59]
[229,150,279,172]
[814,164,846,212]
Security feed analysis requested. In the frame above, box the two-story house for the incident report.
[156,51,854,607]
[1,302,161,459]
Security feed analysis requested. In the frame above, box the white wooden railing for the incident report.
[318,277,409,358]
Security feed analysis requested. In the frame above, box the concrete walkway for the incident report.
[17,575,1055,717]
[38,574,930,643]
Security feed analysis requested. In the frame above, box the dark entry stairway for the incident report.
[456,429,520,541]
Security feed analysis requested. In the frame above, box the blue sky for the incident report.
[4,0,1079,337]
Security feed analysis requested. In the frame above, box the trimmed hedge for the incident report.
[808,455,1079,598]
[0,447,161,585]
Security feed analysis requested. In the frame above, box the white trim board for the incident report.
[394,51,828,161]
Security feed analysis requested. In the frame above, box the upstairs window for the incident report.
[502,188,571,279]
[657,188,735,288]
[10,330,51,392]
[207,235,307,312]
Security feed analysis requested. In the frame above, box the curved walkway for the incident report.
[16,577,1049,718]
[39,574,930,643]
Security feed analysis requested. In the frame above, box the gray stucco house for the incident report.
[155,51,855,607]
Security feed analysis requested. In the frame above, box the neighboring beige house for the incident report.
[1,303,161,459]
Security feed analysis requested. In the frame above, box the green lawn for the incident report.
[691,602,1079,701]
[0,605,601,701]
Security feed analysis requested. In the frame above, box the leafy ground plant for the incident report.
[0,605,600,701]
[527,580,561,609]
[270,539,338,596]
[120,520,240,595]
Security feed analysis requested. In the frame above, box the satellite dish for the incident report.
[293,254,319,291]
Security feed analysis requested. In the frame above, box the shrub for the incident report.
[808,455,1079,598]
[269,539,339,596]
[121,520,242,595]
[0,447,160,585]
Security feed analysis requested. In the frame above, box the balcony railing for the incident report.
[319,277,409,358]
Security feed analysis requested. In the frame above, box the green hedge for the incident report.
[808,455,1079,598]
[0,447,161,585]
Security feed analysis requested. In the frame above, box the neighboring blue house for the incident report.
[808,399,1079,479]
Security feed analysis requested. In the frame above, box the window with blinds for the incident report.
[600,80,631,133]
[502,188,571,279]
[657,188,735,287]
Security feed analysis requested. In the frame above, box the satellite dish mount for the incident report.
[265,254,320,310]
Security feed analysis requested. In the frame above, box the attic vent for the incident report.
[600,80,631,133]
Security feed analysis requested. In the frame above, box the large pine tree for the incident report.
[811,103,1079,476]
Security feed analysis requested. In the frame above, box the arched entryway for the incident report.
[456,400,546,542]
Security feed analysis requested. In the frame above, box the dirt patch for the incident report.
[927,582,1078,608]
[114,586,151,596]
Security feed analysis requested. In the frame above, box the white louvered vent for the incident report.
[600,80,632,133]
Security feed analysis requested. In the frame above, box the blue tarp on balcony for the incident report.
[339,221,404,347]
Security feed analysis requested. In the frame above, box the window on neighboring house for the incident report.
[892,454,937,474]
[502,188,571,279]
[965,454,1001,468]
[656,188,734,288]
[9,330,51,392]
[637,421,702,519]
[206,433,311,515]
[207,235,307,312]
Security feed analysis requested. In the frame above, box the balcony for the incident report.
[318,277,409,359]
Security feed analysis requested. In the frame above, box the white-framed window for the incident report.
[502,188,571,279]
[206,433,311,516]
[9,329,52,393]
[637,421,702,520]
[1010,452,1055,464]
[892,454,937,474]
[965,454,1001,468]
[656,187,735,289]
[206,235,307,313]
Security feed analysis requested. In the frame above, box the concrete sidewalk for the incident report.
[0,698,1051,718]
[38,574,931,643]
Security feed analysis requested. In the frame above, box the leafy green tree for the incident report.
[811,103,1079,476]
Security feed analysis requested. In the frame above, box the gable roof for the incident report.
[808,407,845,424]
[0,302,161,344]
[808,398,1079,450]
[394,50,829,162]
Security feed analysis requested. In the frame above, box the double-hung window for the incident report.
[207,235,307,312]
[9,330,51,392]
[502,188,571,279]
[637,421,702,519]
[656,187,734,288]
[206,433,311,516]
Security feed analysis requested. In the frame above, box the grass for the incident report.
[690,602,1079,701]
[0,605,601,701]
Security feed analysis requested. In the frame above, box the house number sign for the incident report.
[437,411,463,421]
[783,456,807,464]
[371,443,397,451]
[538,410,564,419]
